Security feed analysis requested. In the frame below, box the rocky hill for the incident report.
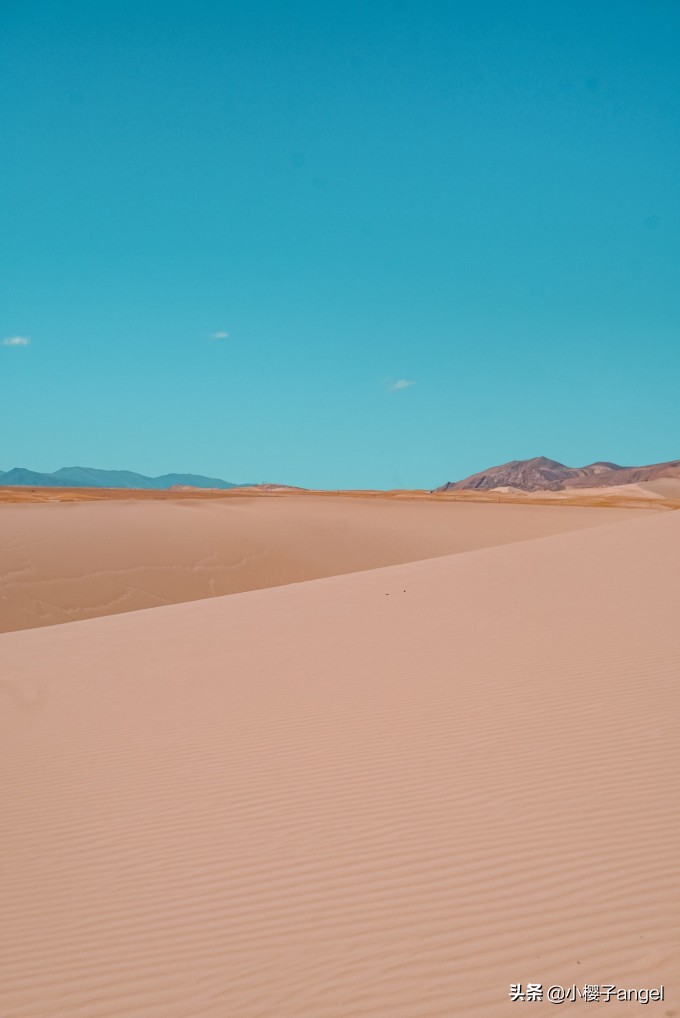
[435,456,680,493]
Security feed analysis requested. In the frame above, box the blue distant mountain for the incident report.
[0,465,246,490]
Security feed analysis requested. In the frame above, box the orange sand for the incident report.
[0,494,651,633]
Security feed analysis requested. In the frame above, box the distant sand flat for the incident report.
[0,494,651,633]
[2,509,679,1016]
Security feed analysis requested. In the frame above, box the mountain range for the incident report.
[0,466,244,490]
[4,457,680,494]
[435,456,680,493]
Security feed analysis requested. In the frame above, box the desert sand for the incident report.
[1,502,679,1017]
[489,478,680,502]
[0,493,653,633]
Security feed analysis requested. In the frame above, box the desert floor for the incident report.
[1,491,679,1016]
[0,490,661,633]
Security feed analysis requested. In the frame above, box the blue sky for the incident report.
[2,0,679,489]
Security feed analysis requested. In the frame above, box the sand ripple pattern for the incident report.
[1,510,679,1016]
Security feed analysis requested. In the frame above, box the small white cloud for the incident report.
[3,335,30,347]
[210,330,230,340]
[388,378,415,392]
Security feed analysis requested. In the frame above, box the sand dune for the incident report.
[636,477,680,498]
[0,494,650,633]
[2,508,679,1016]
[491,479,680,502]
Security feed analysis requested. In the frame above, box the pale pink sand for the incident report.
[493,479,680,502]
[1,509,679,1016]
[0,495,648,633]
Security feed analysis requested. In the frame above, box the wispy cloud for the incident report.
[388,378,415,392]
[210,330,229,340]
[2,335,30,347]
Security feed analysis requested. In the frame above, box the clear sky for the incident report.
[2,0,679,489]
